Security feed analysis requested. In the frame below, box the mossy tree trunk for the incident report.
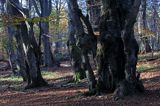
[67,0,97,92]
[68,19,86,81]
[97,0,144,100]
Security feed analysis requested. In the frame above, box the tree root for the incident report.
[113,78,144,101]
[25,81,48,89]
[83,89,97,96]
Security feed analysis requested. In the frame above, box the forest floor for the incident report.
[0,53,160,106]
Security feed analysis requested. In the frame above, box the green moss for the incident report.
[138,51,160,61]
[42,71,58,80]
[0,76,23,82]
[137,65,150,72]
[74,70,86,83]
[0,75,23,91]
[74,72,81,83]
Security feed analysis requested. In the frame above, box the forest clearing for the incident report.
[0,52,160,106]
[0,0,160,105]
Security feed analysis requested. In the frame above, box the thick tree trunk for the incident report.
[14,31,29,82]
[67,0,97,92]
[68,20,86,81]
[1,0,17,75]
[7,0,47,89]
[6,26,17,75]
[97,0,144,100]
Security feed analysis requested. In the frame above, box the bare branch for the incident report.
[32,0,41,16]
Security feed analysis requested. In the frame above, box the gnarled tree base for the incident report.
[95,73,144,100]
[113,75,144,100]
[25,78,48,89]
[95,0,144,101]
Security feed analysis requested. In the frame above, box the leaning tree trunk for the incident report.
[14,28,30,83]
[1,1,17,75]
[97,0,144,100]
[1,0,27,78]
[67,0,97,93]
[6,25,29,82]
[7,0,47,89]
[7,27,17,75]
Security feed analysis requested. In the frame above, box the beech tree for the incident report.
[6,0,47,89]
[0,0,17,75]
[67,0,145,100]
[67,0,97,88]
[97,0,144,100]
[32,0,55,67]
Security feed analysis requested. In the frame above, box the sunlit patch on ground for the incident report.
[60,63,71,67]
[0,58,159,106]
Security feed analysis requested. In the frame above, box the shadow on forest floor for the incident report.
[0,71,159,106]
[138,66,160,72]
[0,59,159,105]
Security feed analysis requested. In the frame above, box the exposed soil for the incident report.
[0,61,159,106]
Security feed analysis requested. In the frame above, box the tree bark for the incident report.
[67,0,97,92]
[6,0,47,88]
[142,0,151,53]
[38,0,55,67]
[0,1,17,75]
[97,0,144,100]
[40,22,55,67]
[67,19,86,81]
[7,28,17,75]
